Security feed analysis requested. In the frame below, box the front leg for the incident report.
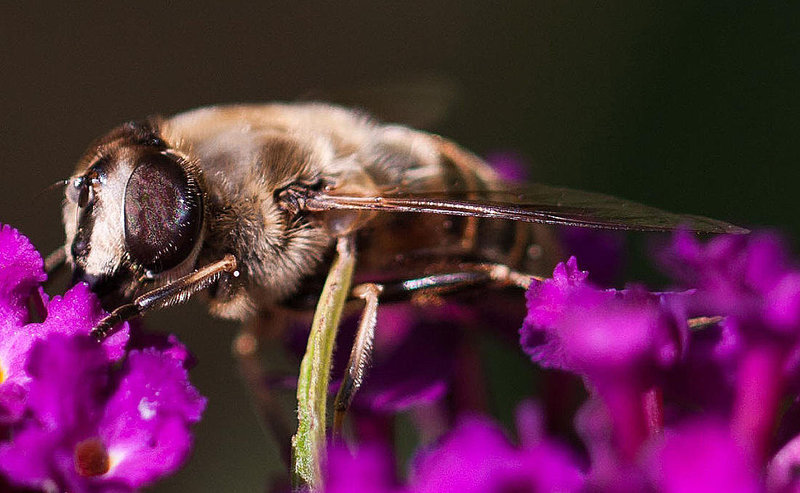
[91,254,238,340]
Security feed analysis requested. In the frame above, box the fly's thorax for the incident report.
[180,129,368,319]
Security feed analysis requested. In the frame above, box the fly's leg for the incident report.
[91,254,238,340]
[373,263,538,304]
[481,263,539,289]
[233,312,296,473]
[331,263,537,438]
[44,246,67,276]
[333,283,383,436]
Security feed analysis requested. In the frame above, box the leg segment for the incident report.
[91,254,237,340]
[375,262,537,303]
[331,262,536,436]
[333,283,383,435]
[44,246,67,276]
[233,312,295,472]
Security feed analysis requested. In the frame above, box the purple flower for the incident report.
[0,335,206,492]
[574,396,647,491]
[520,256,594,370]
[127,329,196,369]
[523,257,689,461]
[94,346,206,486]
[643,418,760,493]
[0,224,48,422]
[665,231,800,341]
[664,232,800,462]
[0,224,46,324]
[411,404,585,493]
[554,286,685,387]
[558,291,677,459]
[577,403,763,492]
[322,229,800,493]
[0,225,204,491]
[325,444,407,493]
[521,257,686,379]
[324,403,585,493]
[662,317,741,412]
[0,225,128,423]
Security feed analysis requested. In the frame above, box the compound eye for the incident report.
[123,153,202,274]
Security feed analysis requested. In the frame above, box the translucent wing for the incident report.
[303,183,747,234]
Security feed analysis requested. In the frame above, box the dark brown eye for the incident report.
[123,153,203,274]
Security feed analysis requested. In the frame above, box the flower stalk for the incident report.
[291,236,356,491]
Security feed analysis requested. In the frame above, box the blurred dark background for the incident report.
[1,3,798,491]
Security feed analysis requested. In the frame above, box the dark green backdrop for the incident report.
[1,3,798,491]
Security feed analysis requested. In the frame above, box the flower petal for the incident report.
[99,349,206,488]
[0,224,46,325]
[644,419,760,493]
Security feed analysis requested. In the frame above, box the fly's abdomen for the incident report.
[356,131,552,276]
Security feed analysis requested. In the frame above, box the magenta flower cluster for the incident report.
[5,207,800,492]
[0,225,205,492]
[321,230,800,492]
[325,403,584,493]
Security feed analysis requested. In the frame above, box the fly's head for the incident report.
[63,121,205,309]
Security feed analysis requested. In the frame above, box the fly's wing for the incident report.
[302,184,747,234]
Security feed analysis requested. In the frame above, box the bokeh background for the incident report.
[1,3,798,491]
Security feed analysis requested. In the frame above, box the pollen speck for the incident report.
[138,397,157,420]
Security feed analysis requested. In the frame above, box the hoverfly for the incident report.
[47,103,744,447]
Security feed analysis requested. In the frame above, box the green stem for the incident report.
[291,236,356,491]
